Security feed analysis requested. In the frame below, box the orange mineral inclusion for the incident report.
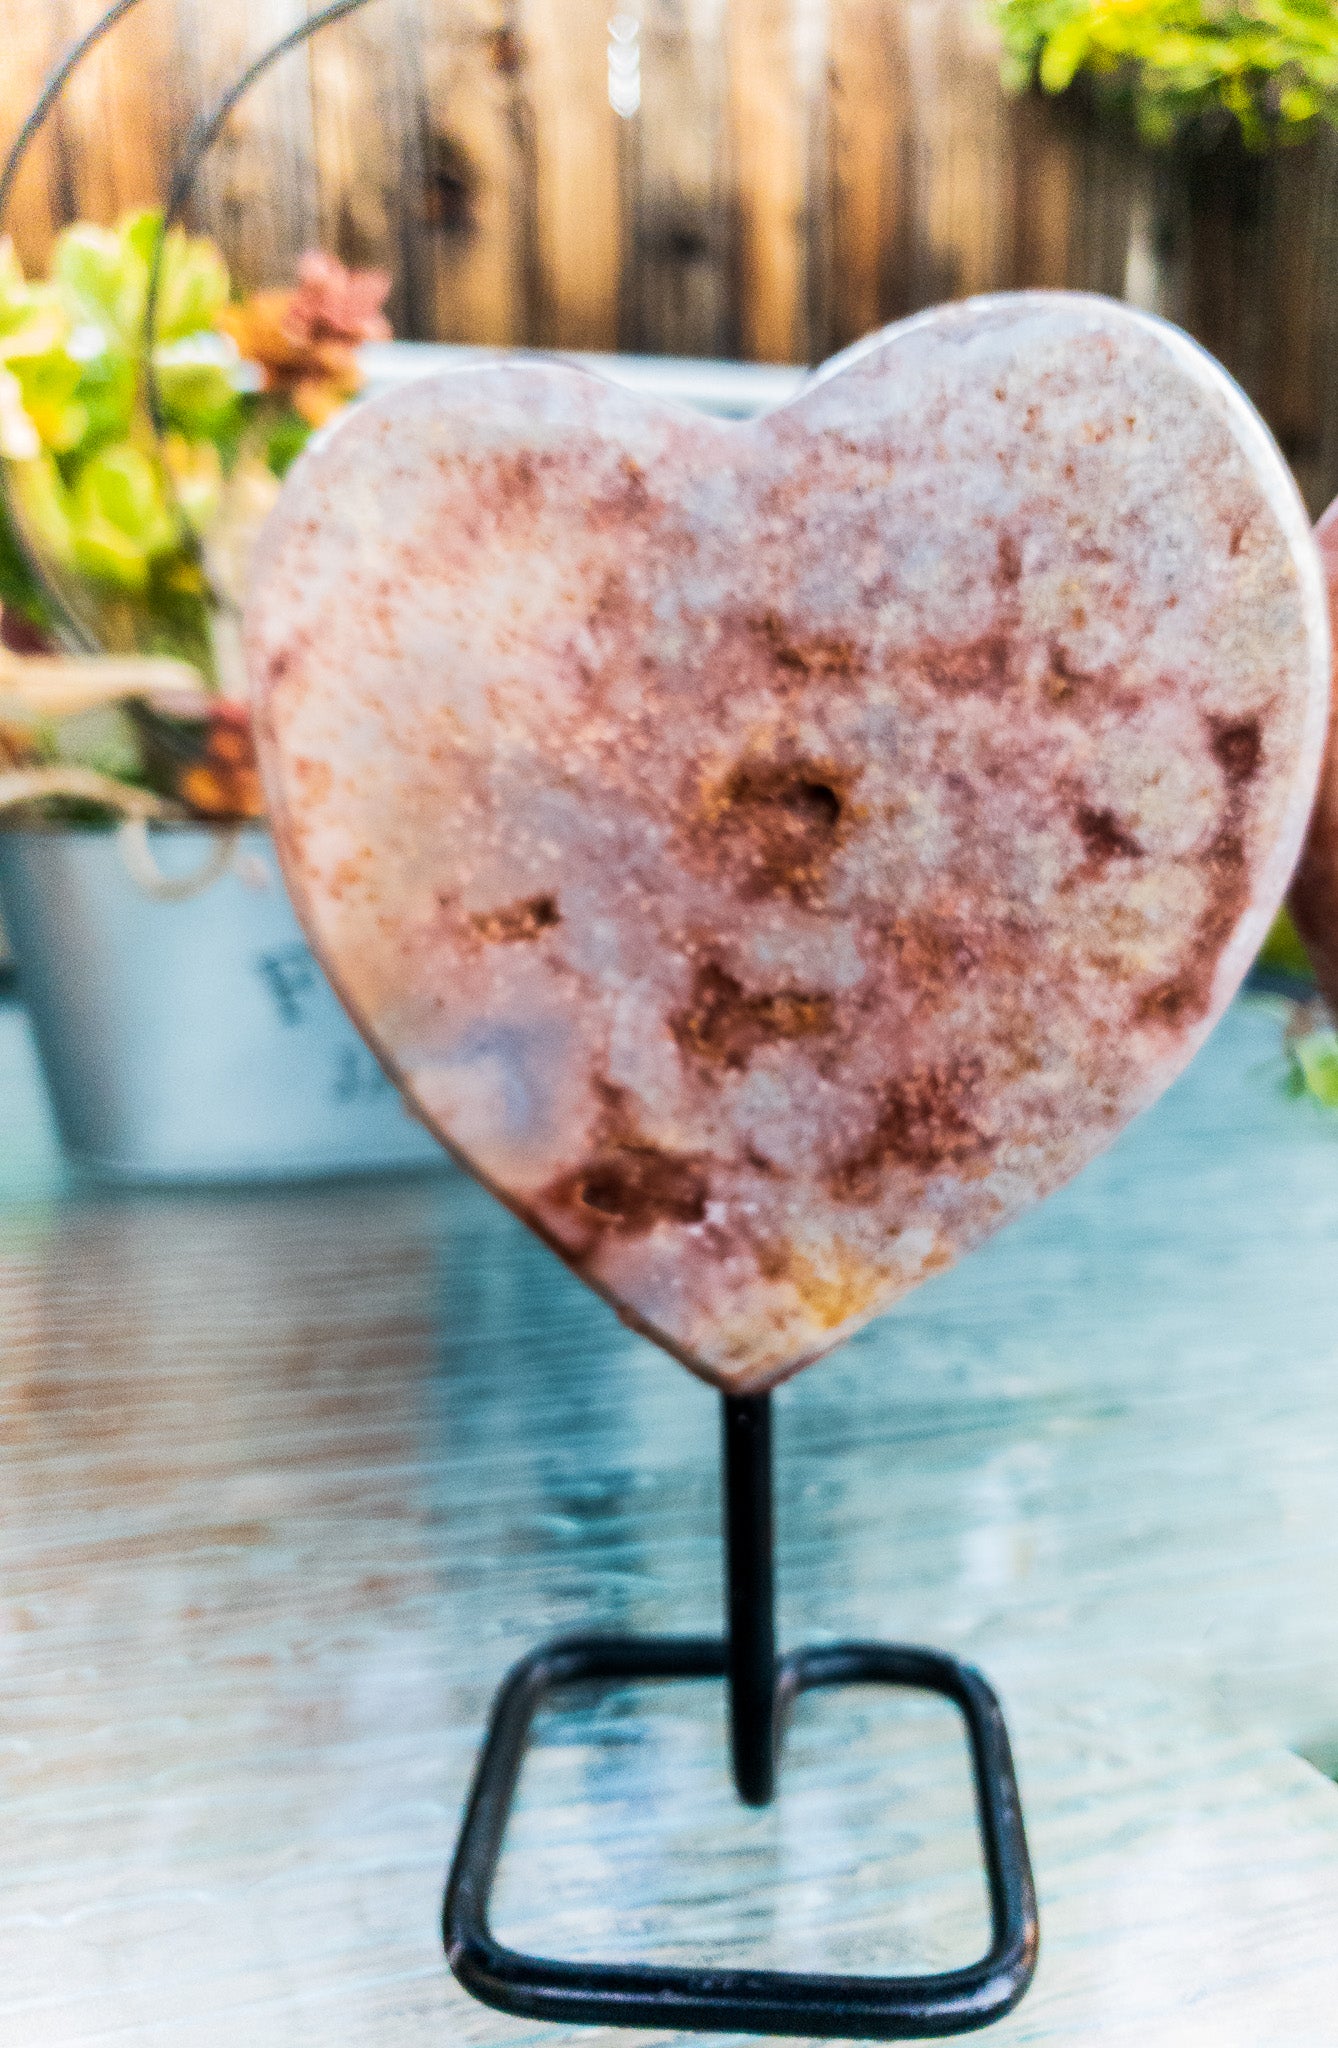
[247,294,1330,1391]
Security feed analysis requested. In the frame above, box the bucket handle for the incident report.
[115,817,241,901]
[0,767,238,900]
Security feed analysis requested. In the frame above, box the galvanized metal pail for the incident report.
[0,825,445,1183]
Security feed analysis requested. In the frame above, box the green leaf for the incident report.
[991,0,1338,147]
[153,336,243,438]
[0,488,57,632]
[0,240,30,333]
[68,443,179,592]
[1256,906,1315,981]
[264,406,312,478]
[72,346,137,453]
[6,451,76,570]
[161,431,222,536]
[0,366,40,461]
[154,225,230,343]
[8,348,86,454]
[1292,1028,1338,1108]
[1038,19,1093,92]
[54,221,144,345]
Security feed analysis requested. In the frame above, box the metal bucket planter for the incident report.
[0,824,444,1183]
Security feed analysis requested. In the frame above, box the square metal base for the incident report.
[444,1632,1038,2040]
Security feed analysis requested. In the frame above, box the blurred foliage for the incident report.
[1289,1024,1338,1105]
[1257,904,1315,980]
[0,212,249,648]
[994,0,1338,149]
[1259,917,1338,1114]
[0,215,389,822]
[0,214,390,651]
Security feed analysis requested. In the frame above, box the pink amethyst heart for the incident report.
[247,294,1329,1392]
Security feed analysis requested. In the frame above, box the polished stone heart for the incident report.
[247,295,1328,1391]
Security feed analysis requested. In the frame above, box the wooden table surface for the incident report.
[4,986,1338,2046]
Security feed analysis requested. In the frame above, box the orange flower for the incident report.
[174,700,264,820]
[0,719,38,769]
[218,253,392,427]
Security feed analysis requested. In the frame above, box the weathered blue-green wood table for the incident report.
[2,987,1337,2045]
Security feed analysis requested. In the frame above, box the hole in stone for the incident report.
[790,781,841,827]
[580,1171,628,1217]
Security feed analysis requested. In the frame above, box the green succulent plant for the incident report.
[994,0,1338,148]
[0,208,255,677]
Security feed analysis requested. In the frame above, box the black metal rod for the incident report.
[721,1391,776,1806]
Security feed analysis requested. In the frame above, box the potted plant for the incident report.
[0,213,442,1181]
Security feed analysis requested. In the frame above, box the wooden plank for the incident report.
[621,0,735,359]
[0,3,68,273]
[823,0,912,351]
[1256,149,1319,480]
[417,0,536,346]
[521,0,621,350]
[53,0,180,233]
[1004,87,1076,292]
[627,0,723,360]
[726,0,813,362]
[900,0,1013,308]
[307,0,428,338]
[171,0,319,292]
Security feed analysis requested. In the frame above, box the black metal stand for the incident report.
[443,1392,1038,2039]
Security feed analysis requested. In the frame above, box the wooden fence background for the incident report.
[6,0,1338,510]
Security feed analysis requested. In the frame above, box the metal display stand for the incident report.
[5,13,1039,2032]
[444,1393,1038,2039]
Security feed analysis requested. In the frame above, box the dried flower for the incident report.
[288,251,392,345]
[175,699,264,819]
[218,252,390,426]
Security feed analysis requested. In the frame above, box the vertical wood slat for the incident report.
[307,0,427,337]
[54,0,180,233]
[171,0,318,291]
[726,0,813,361]
[522,0,621,349]
[417,0,535,346]
[624,0,735,359]
[823,0,911,350]
[1,3,70,268]
[1310,132,1338,517]
[900,0,1013,307]
[1005,88,1076,292]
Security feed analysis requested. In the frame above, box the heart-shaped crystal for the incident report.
[247,294,1328,1390]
